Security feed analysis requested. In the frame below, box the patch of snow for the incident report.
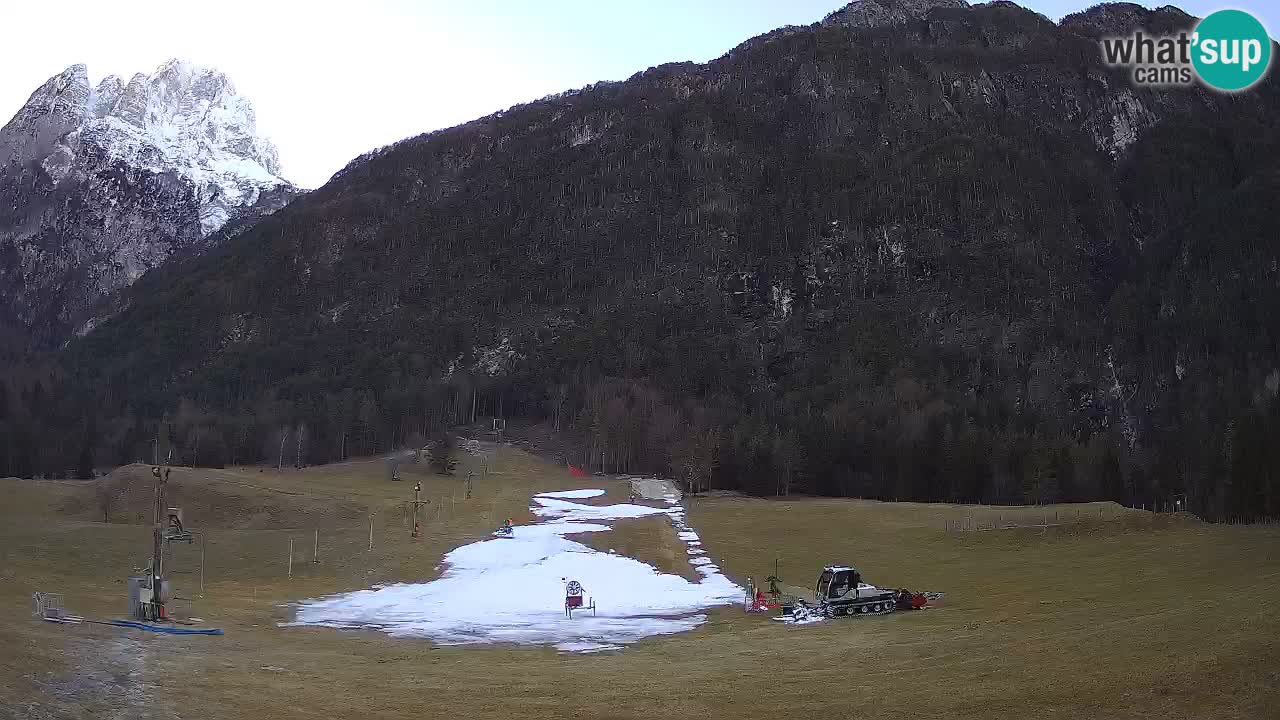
[555,641,624,653]
[291,494,741,653]
[535,489,606,500]
[531,496,673,522]
[773,612,825,626]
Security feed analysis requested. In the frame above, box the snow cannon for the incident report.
[563,579,596,618]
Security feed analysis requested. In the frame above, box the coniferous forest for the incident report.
[2,3,1279,521]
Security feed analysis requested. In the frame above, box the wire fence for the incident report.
[943,503,1280,532]
[943,505,1115,532]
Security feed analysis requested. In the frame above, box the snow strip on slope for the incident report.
[530,496,671,522]
[290,492,741,652]
[534,489,606,499]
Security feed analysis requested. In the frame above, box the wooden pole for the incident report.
[368,515,375,550]
[200,535,206,595]
[412,482,422,540]
[313,529,319,563]
[288,538,294,579]
[150,464,168,618]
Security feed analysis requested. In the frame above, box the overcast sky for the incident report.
[2,1,1273,189]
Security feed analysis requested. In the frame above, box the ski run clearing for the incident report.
[290,490,742,652]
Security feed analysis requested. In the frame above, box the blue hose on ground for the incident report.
[107,620,224,635]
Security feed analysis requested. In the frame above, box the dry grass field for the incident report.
[2,444,1277,719]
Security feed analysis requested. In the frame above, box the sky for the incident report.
[1,0,1274,189]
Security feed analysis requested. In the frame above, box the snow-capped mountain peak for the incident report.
[2,59,293,235]
[0,60,303,346]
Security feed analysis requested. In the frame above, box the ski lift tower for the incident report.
[131,457,201,621]
[147,463,170,619]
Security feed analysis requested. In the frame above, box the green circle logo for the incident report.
[1192,9,1272,91]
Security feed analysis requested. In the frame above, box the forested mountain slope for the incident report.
[6,1,1279,520]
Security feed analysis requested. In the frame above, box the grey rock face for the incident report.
[0,60,300,347]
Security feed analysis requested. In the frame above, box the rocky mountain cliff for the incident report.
[0,60,299,347]
[7,3,1280,520]
[822,0,971,28]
